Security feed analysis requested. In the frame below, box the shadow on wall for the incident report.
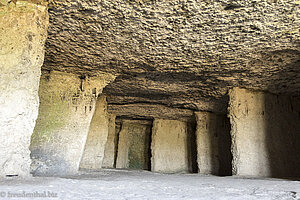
[113,121,122,168]
[145,122,153,171]
[217,116,232,176]
[186,116,198,173]
[264,50,300,179]
[264,93,300,179]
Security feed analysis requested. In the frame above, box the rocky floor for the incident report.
[0,169,299,200]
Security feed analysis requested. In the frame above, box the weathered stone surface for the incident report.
[44,0,299,113]
[108,103,194,121]
[151,119,189,173]
[0,2,48,177]
[102,114,117,168]
[195,112,231,175]
[228,88,300,178]
[30,71,115,176]
[80,95,109,170]
[116,120,152,170]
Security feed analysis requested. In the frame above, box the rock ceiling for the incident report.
[43,0,300,113]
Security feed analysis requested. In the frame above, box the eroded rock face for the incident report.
[0,2,48,177]
[43,0,299,113]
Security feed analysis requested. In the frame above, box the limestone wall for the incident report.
[228,88,300,178]
[0,2,48,177]
[102,114,117,168]
[151,119,189,173]
[195,112,231,175]
[79,96,109,170]
[116,120,152,170]
[30,70,115,176]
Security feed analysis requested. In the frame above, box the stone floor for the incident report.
[0,169,299,200]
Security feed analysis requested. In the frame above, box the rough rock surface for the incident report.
[0,2,48,177]
[43,0,300,113]
[228,88,300,178]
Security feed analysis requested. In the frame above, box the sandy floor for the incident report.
[0,169,299,200]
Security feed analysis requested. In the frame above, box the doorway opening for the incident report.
[114,118,153,171]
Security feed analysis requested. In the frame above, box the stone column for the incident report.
[195,112,232,175]
[228,88,300,177]
[0,2,48,177]
[30,71,114,176]
[151,119,189,173]
[79,96,109,170]
[195,112,219,175]
[115,121,130,168]
[102,114,117,168]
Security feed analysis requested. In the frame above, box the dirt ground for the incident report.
[0,169,299,200]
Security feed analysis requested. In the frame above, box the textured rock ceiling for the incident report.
[44,0,300,113]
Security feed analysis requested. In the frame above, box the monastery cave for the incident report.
[0,0,299,199]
